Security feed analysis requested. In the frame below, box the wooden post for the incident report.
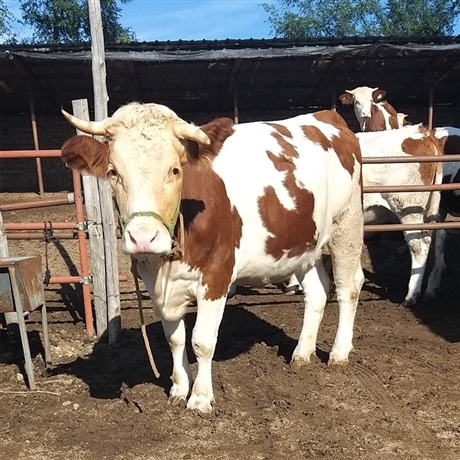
[428,82,434,130]
[232,76,239,124]
[0,211,18,326]
[29,93,45,196]
[88,0,121,343]
[71,99,107,338]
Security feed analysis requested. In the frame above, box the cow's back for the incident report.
[203,111,362,284]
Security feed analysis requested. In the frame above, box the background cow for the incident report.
[284,124,444,305]
[357,125,443,305]
[341,86,460,300]
[339,86,400,132]
[61,102,364,413]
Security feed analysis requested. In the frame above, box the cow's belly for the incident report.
[234,245,323,286]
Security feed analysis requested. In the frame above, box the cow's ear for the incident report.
[373,89,386,102]
[61,135,110,178]
[339,93,354,105]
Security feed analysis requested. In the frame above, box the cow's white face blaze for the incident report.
[109,126,185,256]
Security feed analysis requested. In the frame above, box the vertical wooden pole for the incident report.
[0,211,18,327]
[331,83,337,112]
[72,99,107,338]
[0,211,8,257]
[88,0,121,343]
[29,93,44,196]
[428,82,434,130]
[232,77,239,124]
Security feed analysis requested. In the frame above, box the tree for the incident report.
[19,0,136,43]
[0,0,19,42]
[262,0,460,38]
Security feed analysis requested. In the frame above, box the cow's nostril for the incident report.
[128,230,137,245]
[127,230,159,250]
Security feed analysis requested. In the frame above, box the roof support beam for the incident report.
[225,58,242,112]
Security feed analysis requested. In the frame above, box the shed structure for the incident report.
[1,36,460,191]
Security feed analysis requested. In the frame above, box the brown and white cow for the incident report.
[285,124,444,305]
[342,85,460,300]
[339,86,401,132]
[357,124,443,305]
[61,103,364,413]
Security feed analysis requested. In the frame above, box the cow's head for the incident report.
[339,86,387,130]
[61,102,210,258]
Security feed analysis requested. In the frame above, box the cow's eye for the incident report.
[171,167,181,177]
[107,168,118,179]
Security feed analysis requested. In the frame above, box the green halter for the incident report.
[115,193,181,238]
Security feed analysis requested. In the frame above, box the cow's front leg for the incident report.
[162,317,192,405]
[187,296,227,413]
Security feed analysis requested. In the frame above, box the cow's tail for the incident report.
[426,157,444,222]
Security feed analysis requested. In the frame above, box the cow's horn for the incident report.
[174,121,210,146]
[61,109,107,135]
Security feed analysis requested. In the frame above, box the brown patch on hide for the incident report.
[365,104,386,132]
[302,114,361,178]
[313,110,350,130]
[180,162,242,301]
[381,101,399,129]
[260,143,317,260]
[61,136,109,177]
[301,125,330,151]
[402,129,443,185]
[330,126,362,178]
[271,131,299,158]
[186,118,235,166]
[267,123,293,139]
[365,102,399,131]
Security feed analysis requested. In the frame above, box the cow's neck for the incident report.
[135,256,195,318]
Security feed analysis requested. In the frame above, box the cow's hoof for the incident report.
[404,294,420,307]
[186,394,213,414]
[327,351,349,365]
[168,383,189,407]
[168,394,187,407]
[290,357,310,371]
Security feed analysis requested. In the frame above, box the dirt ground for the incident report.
[0,193,460,460]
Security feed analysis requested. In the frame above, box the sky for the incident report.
[4,0,460,42]
[119,0,275,41]
[5,0,276,42]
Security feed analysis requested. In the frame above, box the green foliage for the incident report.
[19,0,136,43]
[0,0,20,42]
[262,0,460,38]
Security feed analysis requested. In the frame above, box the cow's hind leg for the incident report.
[162,318,192,405]
[327,208,364,364]
[291,259,331,368]
[402,229,432,306]
[187,295,227,413]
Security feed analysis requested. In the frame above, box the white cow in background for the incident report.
[340,86,460,301]
[284,124,444,305]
